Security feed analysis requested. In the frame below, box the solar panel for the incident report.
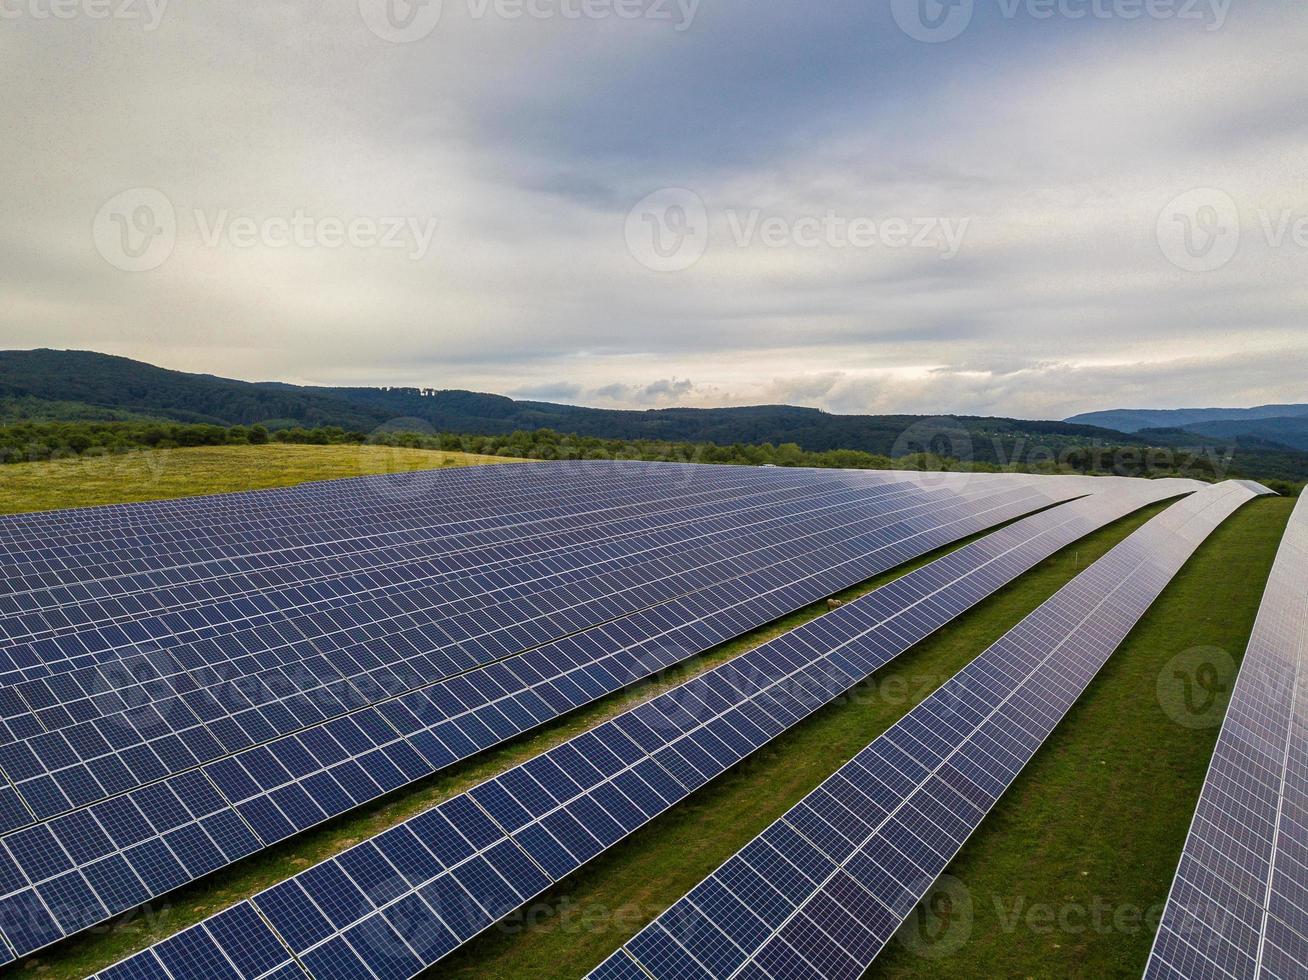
[0,464,1078,960]
[0,476,1028,824]
[0,475,927,734]
[1146,492,1308,980]
[86,477,1201,979]
[588,480,1269,980]
[0,464,900,672]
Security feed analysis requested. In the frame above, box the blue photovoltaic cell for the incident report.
[89,475,1202,978]
[1146,492,1308,980]
[590,480,1268,980]
[1,465,1083,958]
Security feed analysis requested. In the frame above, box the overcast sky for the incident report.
[2,0,1304,420]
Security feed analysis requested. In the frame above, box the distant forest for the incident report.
[2,420,1300,496]
[2,349,1306,489]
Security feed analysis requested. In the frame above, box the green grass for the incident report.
[871,495,1294,979]
[0,443,527,515]
[2,451,1290,980]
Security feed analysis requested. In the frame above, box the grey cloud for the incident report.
[508,382,584,401]
[0,3,1304,419]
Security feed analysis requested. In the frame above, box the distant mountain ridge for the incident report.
[3,348,1307,482]
[1067,404,1308,433]
[0,349,1137,457]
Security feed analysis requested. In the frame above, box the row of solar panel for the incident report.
[0,478,1067,957]
[0,460,722,544]
[0,477,940,733]
[0,481,1036,829]
[0,461,827,549]
[0,471,893,646]
[84,479,1198,979]
[0,462,868,609]
[0,465,894,656]
[0,462,861,565]
[593,480,1267,980]
[0,461,677,559]
[0,475,1071,959]
[0,478,943,705]
[1146,491,1308,980]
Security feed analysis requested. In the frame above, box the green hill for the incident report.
[2,348,1306,482]
[1068,403,1308,434]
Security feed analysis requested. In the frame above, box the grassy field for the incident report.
[0,443,527,515]
[0,450,1291,980]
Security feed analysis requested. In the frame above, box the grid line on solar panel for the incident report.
[81,478,1200,979]
[1146,492,1308,980]
[0,465,887,632]
[591,480,1267,980]
[0,476,952,717]
[0,478,1034,825]
[0,480,1079,959]
[0,476,940,731]
[2,478,988,722]
[0,462,678,561]
[0,467,903,668]
[0,463,888,564]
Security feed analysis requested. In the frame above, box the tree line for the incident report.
[0,419,1299,496]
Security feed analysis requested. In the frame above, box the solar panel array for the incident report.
[0,461,1077,961]
[589,479,1270,980]
[1146,492,1308,980]
[90,477,1203,980]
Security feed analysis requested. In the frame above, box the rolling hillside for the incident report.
[3,348,1306,481]
[1068,403,1308,434]
[0,349,1139,461]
